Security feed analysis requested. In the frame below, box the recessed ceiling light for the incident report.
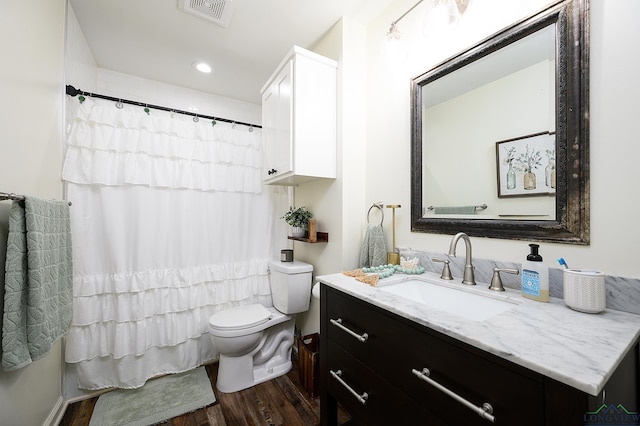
[192,61,213,73]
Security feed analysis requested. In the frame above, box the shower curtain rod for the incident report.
[65,85,262,129]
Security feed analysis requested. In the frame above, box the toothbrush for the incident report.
[557,257,569,269]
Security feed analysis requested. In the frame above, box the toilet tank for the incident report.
[268,259,313,314]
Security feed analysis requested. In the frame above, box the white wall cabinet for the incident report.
[261,46,337,186]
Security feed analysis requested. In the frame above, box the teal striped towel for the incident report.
[2,196,73,371]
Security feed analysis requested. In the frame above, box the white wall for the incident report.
[357,0,640,280]
[0,1,67,425]
[93,69,260,127]
[293,18,370,335]
[294,18,369,276]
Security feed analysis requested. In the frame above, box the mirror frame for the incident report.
[411,0,590,244]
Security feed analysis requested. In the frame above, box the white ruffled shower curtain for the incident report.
[62,98,288,390]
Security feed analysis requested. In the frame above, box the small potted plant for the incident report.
[282,206,313,238]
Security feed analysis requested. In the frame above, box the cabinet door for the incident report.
[261,47,336,185]
[262,60,293,181]
[262,83,277,179]
[272,61,293,178]
[326,341,443,426]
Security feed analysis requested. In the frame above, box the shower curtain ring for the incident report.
[193,114,199,123]
[249,125,254,132]
[116,99,123,109]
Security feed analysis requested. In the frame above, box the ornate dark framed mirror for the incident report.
[411,0,589,244]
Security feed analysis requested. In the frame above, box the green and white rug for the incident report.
[89,366,216,426]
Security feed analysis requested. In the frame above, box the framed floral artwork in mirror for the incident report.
[496,131,556,198]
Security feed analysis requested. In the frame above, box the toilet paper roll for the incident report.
[312,282,320,299]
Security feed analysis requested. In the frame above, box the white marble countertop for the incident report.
[316,271,640,396]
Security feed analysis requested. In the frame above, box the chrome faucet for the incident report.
[448,232,475,285]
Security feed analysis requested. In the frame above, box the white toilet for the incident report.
[208,259,313,393]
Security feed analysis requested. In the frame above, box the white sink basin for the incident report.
[378,278,517,322]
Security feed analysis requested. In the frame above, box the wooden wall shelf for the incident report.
[288,232,329,243]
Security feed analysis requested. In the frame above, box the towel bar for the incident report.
[427,204,487,211]
[0,192,72,206]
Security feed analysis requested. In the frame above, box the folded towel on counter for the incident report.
[434,206,477,215]
[358,224,387,268]
[2,196,73,371]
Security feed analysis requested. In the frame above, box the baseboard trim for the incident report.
[44,396,67,426]
[64,387,110,405]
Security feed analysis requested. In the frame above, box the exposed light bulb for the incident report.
[385,23,408,65]
[423,0,460,39]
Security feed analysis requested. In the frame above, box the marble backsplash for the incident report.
[398,248,640,316]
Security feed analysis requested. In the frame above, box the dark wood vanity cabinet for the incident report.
[319,285,639,426]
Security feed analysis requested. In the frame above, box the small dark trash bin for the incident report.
[297,333,319,398]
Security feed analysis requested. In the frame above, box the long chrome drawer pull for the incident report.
[330,369,368,405]
[412,368,495,423]
[329,318,368,342]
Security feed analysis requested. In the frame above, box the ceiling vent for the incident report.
[178,0,236,28]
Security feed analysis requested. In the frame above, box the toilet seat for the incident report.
[209,304,272,331]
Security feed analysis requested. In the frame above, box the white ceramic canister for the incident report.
[563,269,606,313]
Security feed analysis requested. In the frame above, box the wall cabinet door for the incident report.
[261,46,336,186]
[262,61,293,179]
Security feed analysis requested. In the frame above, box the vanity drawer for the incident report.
[325,286,412,367]
[324,286,544,425]
[404,331,544,425]
[325,340,444,425]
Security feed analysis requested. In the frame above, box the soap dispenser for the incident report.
[521,243,549,302]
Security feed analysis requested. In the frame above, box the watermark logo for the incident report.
[584,403,640,425]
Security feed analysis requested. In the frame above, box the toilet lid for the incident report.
[209,304,272,330]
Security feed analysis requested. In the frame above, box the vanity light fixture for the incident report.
[387,0,424,42]
[385,1,424,64]
[426,0,460,30]
[387,0,472,41]
[385,21,408,64]
[423,0,471,39]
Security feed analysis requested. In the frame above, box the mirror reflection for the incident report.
[422,24,556,219]
[411,0,590,244]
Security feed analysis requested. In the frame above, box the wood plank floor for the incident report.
[60,355,351,426]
